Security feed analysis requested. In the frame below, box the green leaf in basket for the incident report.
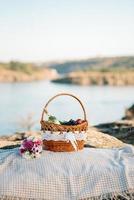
[48,115,60,125]
[48,115,57,121]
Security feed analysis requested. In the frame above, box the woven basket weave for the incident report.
[40,93,88,152]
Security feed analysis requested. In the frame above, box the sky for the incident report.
[0,0,134,62]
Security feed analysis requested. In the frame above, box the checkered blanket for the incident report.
[0,145,134,200]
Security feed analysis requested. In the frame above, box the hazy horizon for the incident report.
[1,54,134,64]
[0,0,134,62]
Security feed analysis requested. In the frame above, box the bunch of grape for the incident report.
[60,119,85,126]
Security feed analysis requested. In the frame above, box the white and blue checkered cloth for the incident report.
[0,145,134,200]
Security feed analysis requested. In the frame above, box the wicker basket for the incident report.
[40,93,88,152]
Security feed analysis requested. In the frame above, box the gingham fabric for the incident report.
[0,145,134,200]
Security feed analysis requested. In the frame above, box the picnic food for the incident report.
[48,115,60,124]
[40,93,88,152]
[47,116,85,126]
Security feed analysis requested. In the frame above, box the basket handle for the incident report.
[41,93,87,121]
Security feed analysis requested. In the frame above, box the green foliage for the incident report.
[8,61,36,74]
[50,56,134,74]
[0,63,8,69]
[83,67,134,73]
[0,61,41,74]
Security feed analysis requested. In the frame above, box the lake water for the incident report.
[0,81,134,135]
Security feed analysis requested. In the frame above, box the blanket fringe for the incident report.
[0,190,134,200]
[81,189,134,200]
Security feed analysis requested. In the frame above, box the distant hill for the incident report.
[0,61,58,82]
[49,56,134,74]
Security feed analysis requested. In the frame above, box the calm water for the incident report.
[0,81,134,135]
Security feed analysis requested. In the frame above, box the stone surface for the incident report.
[0,131,41,149]
[1,114,134,149]
[52,71,134,86]
[122,104,134,120]
[96,120,134,145]
[86,127,124,148]
[0,68,58,82]
[0,128,124,149]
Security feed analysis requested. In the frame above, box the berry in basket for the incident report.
[40,93,88,152]
[60,119,84,125]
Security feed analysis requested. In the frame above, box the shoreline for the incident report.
[0,68,58,83]
[52,71,134,86]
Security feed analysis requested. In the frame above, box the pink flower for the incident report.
[23,140,34,150]
[19,137,43,159]
[34,140,42,146]
[19,148,26,155]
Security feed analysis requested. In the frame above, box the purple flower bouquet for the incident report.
[19,136,43,159]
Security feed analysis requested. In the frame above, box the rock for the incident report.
[0,141,20,149]
[51,71,134,86]
[0,68,58,83]
[122,104,134,120]
[0,131,41,149]
[0,129,124,149]
[8,131,41,141]
[96,120,134,145]
[86,127,124,148]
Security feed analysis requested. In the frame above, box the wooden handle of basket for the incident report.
[41,93,87,121]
